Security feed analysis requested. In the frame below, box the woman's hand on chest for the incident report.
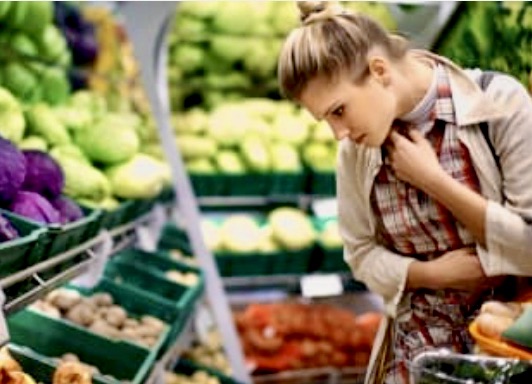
[386,129,446,191]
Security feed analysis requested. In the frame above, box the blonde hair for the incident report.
[278,1,409,101]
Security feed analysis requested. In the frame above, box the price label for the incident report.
[300,274,344,298]
[312,198,338,218]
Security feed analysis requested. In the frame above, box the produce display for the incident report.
[164,370,222,384]
[183,330,231,376]
[174,99,336,179]
[31,288,168,349]
[201,207,317,254]
[435,1,532,91]
[0,85,170,213]
[0,346,95,384]
[53,353,129,384]
[168,1,396,110]
[234,302,382,373]
[0,135,85,230]
[472,299,532,357]
[0,2,72,105]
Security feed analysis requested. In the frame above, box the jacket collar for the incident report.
[413,50,508,126]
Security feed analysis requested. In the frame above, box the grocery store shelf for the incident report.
[0,233,106,314]
[108,211,154,238]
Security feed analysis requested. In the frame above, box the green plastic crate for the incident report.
[8,310,156,384]
[157,223,194,255]
[105,258,202,314]
[0,210,47,279]
[100,198,155,231]
[69,278,178,345]
[156,186,175,204]
[7,207,102,259]
[309,170,336,196]
[7,344,112,384]
[190,174,227,197]
[111,249,204,305]
[173,359,243,384]
[225,173,271,196]
[269,172,307,196]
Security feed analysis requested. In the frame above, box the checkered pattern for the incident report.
[370,65,486,384]
[371,64,480,257]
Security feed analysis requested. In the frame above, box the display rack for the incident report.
[118,2,251,383]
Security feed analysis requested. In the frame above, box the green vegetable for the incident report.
[25,103,71,146]
[40,68,71,106]
[186,159,216,174]
[0,87,26,143]
[75,115,140,165]
[1,62,38,101]
[52,106,92,132]
[215,150,245,174]
[240,136,270,173]
[57,157,111,202]
[50,144,90,165]
[503,306,532,349]
[176,135,217,160]
[269,143,301,173]
[106,154,168,199]
[19,136,48,151]
[268,207,316,251]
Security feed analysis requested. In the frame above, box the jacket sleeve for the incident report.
[337,143,416,316]
[477,75,532,276]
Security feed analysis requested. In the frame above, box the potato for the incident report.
[141,316,166,332]
[47,289,82,311]
[90,293,114,307]
[123,319,140,329]
[89,319,120,339]
[104,306,128,328]
[66,303,96,327]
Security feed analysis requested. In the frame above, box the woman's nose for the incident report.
[331,123,349,141]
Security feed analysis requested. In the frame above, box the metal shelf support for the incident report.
[118,3,250,383]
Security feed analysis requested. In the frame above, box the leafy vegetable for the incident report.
[0,213,19,242]
[50,195,84,224]
[9,191,60,224]
[22,150,64,199]
[0,136,26,205]
[0,87,26,144]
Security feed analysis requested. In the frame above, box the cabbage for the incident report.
[9,191,61,224]
[0,213,19,242]
[0,136,26,205]
[22,150,64,199]
[50,195,84,224]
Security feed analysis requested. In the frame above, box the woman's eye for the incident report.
[332,106,344,117]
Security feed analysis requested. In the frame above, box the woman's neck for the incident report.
[395,51,435,119]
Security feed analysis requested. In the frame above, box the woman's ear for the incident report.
[368,56,391,87]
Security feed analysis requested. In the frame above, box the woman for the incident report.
[278,1,532,383]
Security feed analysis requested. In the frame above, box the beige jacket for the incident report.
[336,51,532,382]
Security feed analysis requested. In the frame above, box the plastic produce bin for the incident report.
[157,223,194,256]
[111,249,204,306]
[173,359,244,384]
[7,344,111,384]
[8,309,157,384]
[105,257,203,314]
[313,217,348,273]
[6,207,102,261]
[269,172,307,196]
[309,170,336,196]
[0,210,47,279]
[99,198,155,231]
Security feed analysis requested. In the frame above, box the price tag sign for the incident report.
[312,198,338,218]
[300,274,344,298]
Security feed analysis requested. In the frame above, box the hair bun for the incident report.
[298,1,344,25]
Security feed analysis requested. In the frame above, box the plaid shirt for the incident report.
[371,64,481,258]
[372,64,489,384]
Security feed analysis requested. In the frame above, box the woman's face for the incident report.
[299,69,398,147]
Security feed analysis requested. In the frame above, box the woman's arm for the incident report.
[388,129,488,246]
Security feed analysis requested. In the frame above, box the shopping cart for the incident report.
[409,349,532,384]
